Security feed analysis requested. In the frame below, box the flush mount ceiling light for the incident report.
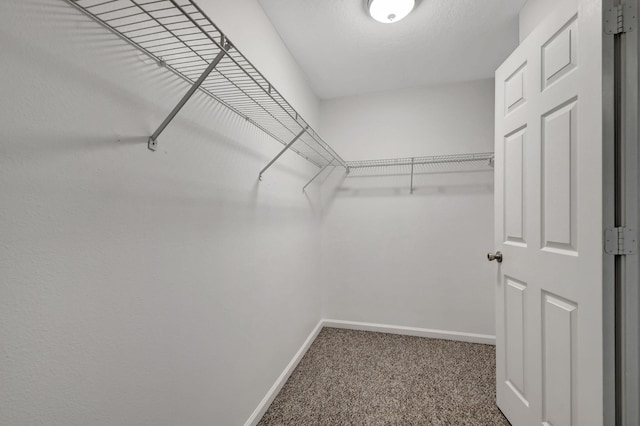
[367,0,416,24]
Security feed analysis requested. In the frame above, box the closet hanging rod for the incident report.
[64,0,347,173]
[345,152,495,169]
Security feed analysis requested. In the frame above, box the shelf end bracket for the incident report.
[302,159,334,192]
[258,126,309,181]
[148,44,230,151]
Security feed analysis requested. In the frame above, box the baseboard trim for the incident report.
[244,320,324,426]
[322,319,496,345]
[245,318,495,425]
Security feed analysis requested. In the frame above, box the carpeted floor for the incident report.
[258,328,510,425]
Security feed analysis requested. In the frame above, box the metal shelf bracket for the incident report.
[303,160,334,192]
[259,127,309,181]
[410,157,415,194]
[148,44,230,151]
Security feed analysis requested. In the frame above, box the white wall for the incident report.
[519,0,573,42]
[0,1,323,425]
[319,79,496,337]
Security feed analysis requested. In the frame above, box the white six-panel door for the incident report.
[494,0,603,425]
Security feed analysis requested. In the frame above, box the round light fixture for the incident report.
[368,0,415,24]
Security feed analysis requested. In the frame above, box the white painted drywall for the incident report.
[319,79,496,336]
[519,0,573,42]
[0,1,323,425]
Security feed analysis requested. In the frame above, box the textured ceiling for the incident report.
[258,0,526,99]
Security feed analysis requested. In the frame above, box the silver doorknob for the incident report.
[487,251,503,263]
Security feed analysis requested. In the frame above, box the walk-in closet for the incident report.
[2,0,636,424]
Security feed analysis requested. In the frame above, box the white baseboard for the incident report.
[322,319,496,345]
[244,320,324,426]
[245,318,495,425]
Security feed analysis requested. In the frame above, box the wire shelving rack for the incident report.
[64,0,494,190]
[65,0,347,177]
[345,152,495,194]
[346,152,495,170]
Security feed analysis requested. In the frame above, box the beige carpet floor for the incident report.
[258,327,510,425]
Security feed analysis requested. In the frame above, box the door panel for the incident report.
[506,63,528,114]
[505,277,528,404]
[541,99,578,254]
[505,129,527,245]
[542,17,578,90]
[494,0,602,424]
[541,292,577,426]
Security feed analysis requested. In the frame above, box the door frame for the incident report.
[602,0,639,424]
[617,0,639,423]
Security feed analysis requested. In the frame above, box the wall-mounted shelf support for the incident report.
[148,44,229,151]
[259,127,308,181]
[303,160,334,192]
[410,157,415,194]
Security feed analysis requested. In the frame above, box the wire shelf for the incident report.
[343,152,494,194]
[346,152,495,170]
[65,0,346,169]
